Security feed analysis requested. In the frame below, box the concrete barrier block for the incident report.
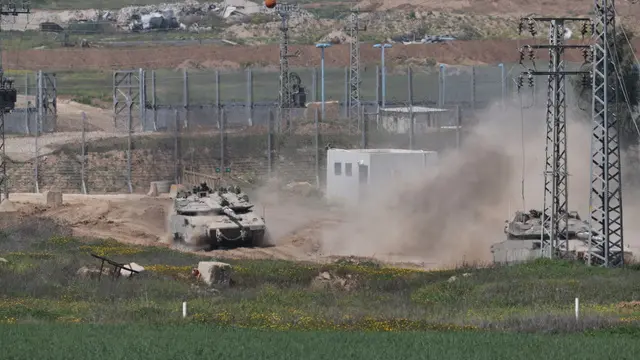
[43,191,63,207]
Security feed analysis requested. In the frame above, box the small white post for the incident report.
[182,301,187,318]
[575,297,579,320]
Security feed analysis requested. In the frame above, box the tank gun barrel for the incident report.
[222,206,245,230]
[222,206,238,219]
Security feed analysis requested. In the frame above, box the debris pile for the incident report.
[311,271,357,291]
[42,1,269,33]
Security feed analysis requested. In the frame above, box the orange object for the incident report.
[264,0,277,8]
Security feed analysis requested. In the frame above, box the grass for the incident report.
[4,64,511,105]
[3,217,640,333]
[2,324,640,360]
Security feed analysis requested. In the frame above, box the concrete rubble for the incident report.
[197,261,232,286]
[41,0,267,33]
[30,0,318,34]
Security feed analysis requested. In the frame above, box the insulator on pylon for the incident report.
[580,21,589,38]
[527,46,535,61]
[527,71,534,87]
[518,19,525,35]
[527,19,537,37]
[518,48,525,65]
[516,75,524,91]
[582,47,592,63]
[581,74,591,88]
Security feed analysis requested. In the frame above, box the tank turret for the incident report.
[168,184,269,250]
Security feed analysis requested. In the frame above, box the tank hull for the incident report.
[168,213,268,249]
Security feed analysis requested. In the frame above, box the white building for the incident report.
[326,148,438,205]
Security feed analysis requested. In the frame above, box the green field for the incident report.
[2,324,640,360]
[5,65,505,106]
[3,218,640,358]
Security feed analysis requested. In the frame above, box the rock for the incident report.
[76,266,111,279]
[121,262,145,278]
[462,273,472,277]
[147,182,158,197]
[43,190,63,207]
[197,261,232,286]
[0,257,7,263]
[447,275,457,283]
[312,271,356,291]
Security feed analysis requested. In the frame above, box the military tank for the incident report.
[168,183,269,250]
[490,209,595,264]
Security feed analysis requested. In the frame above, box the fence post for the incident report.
[311,68,317,102]
[407,66,413,106]
[361,105,368,149]
[151,70,157,131]
[267,108,273,177]
[127,98,133,194]
[409,105,414,150]
[455,105,461,149]
[174,109,180,185]
[215,70,221,129]
[35,71,42,194]
[438,64,445,107]
[375,65,380,106]
[314,107,320,189]
[24,74,30,134]
[498,63,505,108]
[81,112,87,194]
[246,68,253,126]
[220,108,226,171]
[344,67,349,118]
[471,66,476,109]
[183,68,189,129]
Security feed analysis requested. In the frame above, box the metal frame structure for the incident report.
[0,1,30,201]
[347,6,367,122]
[517,17,591,259]
[587,0,624,267]
[113,69,145,194]
[35,71,57,133]
[276,3,300,131]
[113,69,145,133]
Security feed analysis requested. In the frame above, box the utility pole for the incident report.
[0,1,30,202]
[588,0,624,267]
[517,16,591,259]
[346,6,367,122]
[276,3,301,131]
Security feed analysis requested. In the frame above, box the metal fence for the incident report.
[4,63,560,194]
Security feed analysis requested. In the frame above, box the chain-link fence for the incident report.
[4,63,560,194]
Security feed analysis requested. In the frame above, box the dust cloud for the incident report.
[318,100,627,267]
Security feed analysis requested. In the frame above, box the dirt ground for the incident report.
[0,192,437,269]
[7,38,628,71]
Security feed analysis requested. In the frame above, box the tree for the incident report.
[572,26,640,149]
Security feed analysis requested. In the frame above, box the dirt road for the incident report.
[2,193,329,262]
[2,192,435,268]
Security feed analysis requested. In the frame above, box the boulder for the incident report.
[43,191,63,207]
[197,261,232,286]
[76,266,111,279]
